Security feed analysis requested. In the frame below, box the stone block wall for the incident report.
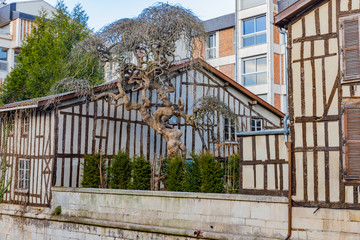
[0,188,360,239]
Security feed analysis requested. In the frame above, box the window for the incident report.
[18,159,30,190]
[14,49,20,66]
[344,106,360,179]
[241,0,266,10]
[22,116,29,135]
[0,48,8,72]
[242,55,267,86]
[224,118,236,141]
[251,119,262,131]
[206,33,216,59]
[340,15,360,82]
[242,15,266,47]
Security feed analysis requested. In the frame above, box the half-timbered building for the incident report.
[275,0,360,211]
[0,58,284,207]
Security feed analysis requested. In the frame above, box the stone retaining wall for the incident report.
[0,188,359,239]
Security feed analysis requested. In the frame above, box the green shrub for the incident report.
[109,151,132,189]
[164,154,185,191]
[198,152,224,193]
[226,154,240,194]
[131,155,151,190]
[81,154,107,188]
[182,154,200,192]
[54,205,62,215]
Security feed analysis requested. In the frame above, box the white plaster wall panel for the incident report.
[329,151,340,202]
[306,123,314,147]
[278,135,287,160]
[307,152,315,201]
[327,90,338,115]
[255,136,267,160]
[341,0,349,11]
[294,123,303,148]
[314,40,325,57]
[256,165,264,189]
[345,186,354,203]
[267,164,276,190]
[315,59,324,116]
[282,164,288,191]
[328,121,339,147]
[325,56,338,101]
[303,41,311,59]
[328,38,338,54]
[292,20,303,40]
[243,165,255,189]
[304,61,313,116]
[63,158,70,187]
[294,152,304,201]
[242,137,252,160]
[316,122,325,147]
[292,62,302,117]
[319,3,329,34]
[353,0,360,9]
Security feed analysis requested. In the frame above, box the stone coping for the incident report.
[52,187,288,203]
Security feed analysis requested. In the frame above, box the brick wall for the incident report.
[219,64,234,79]
[219,27,234,57]
[274,53,281,85]
[274,93,281,110]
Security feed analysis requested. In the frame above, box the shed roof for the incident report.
[274,0,324,28]
[0,58,285,118]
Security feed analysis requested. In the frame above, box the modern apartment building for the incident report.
[0,0,55,84]
[235,0,287,112]
[203,13,236,80]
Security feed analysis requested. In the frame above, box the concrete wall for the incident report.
[0,188,360,239]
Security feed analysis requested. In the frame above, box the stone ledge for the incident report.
[52,187,288,203]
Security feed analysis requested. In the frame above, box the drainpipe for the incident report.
[279,26,292,240]
[235,0,238,83]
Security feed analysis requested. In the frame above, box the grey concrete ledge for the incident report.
[52,187,288,203]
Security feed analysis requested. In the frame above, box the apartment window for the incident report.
[241,0,266,10]
[224,118,236,141]
[14,49,20,66]
[251,119,262,131]
[242,55,267,86]
[18,159,30,190]
[206,33,216,59]
[339,14,360,82]
[0,48,8,72]
[242,15,266,47]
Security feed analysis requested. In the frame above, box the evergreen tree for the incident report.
[109,151,132,189]
[1,1,103,104]
[164,154,185,192]
[182,154,200,192]
[131,155,151,190]
[198,152,224,193]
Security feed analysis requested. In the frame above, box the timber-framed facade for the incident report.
[0,58,284,207]
[275,0,360,209]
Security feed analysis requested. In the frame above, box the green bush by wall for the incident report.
[131,155,151,190]
[109,151,132,189]
[81,154,107,188]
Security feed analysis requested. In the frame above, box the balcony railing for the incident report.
[206,47,216,59]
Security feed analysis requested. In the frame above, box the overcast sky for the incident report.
[6,0,235,31]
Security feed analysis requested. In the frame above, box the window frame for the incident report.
[251,118,262,132]
[339,14,360,83]
[242,15,267,48]
[21,115,29,136]
[242,55,267,86]
[17,158,30,192]
[206,33,217,59]
[224,118,236,141]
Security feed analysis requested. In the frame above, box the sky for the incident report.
[6,0,235,31]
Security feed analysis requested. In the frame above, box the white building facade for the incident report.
[0,0,55,84]
[235,0,288,111]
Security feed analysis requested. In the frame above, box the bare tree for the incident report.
[54,3,206,155]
